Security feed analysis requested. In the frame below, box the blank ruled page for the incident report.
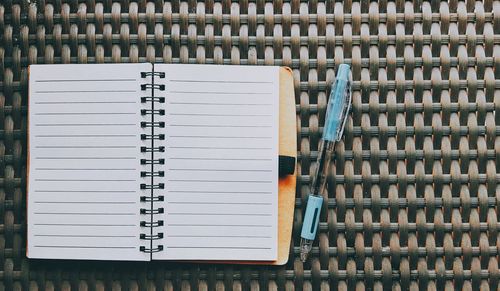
[155,64,279,261]
[27,64,150,261]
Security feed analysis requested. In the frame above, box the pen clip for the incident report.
[334,80,352,142]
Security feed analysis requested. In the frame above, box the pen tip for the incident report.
[299,238,313,263]
[300,252,308,262]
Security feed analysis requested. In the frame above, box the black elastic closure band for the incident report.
[278,155,296,177]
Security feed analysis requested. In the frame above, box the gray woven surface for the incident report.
[1,0,500,290]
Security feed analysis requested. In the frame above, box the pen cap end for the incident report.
[336,64,350,81]
[323,64,351,141]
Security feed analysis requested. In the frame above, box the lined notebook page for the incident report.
[155,64,279,261]
[28,64,150,261]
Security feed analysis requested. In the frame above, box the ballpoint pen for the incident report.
[300,64,352,262]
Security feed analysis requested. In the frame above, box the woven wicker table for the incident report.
[1,1,499,290]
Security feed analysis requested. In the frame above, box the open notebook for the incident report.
[27,64,281,261]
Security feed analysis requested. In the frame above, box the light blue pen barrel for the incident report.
[299,64,351,262]
[300,195,324,240]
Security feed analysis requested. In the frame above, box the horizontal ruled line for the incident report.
[166,190,271,194]
[168,179,272,183]
[35,168,136,171]
[35,112,136,115]
[34,201,135,204]
[35,134,136,137]
[168,168,272,172]
[170,102,272,106]
[170,157,271,161]
[169,113,272,116]
[34,212,135,215]
[35,123,136,126]
[34,245,136,249]
[35,179,136,182]
[168,224,272,227]
[35,79,136,82]
[34,234,135,237]
[169,135,272,139]
[169,80,273,84]
[34,223,135,226]
[166,246,272,250]
[35,146,137,149]
[35,157,136,160]
[169,91,272,95]
[35,90,136,93]
[167,146,271,150]
[168,213,272,216]
[35,101,137,104]
[168,202,272,205]
[168,235,271,238]
[34,190,136,193]
[169,124,271,128]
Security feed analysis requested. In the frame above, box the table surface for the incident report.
[1,1,499,290]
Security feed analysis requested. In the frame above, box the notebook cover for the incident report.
[273,67,297,265]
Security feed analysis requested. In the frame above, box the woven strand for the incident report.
[0,0,499,290]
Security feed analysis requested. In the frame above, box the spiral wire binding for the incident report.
[140,220,164,227]
[140,183,165,190]
[141,84,165,91]
[141,72,166,78]
[139,67,165,255]
[140,133,165,140]
[141,97,165,103]
[141,109,165,115]
[141,146,165,153]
